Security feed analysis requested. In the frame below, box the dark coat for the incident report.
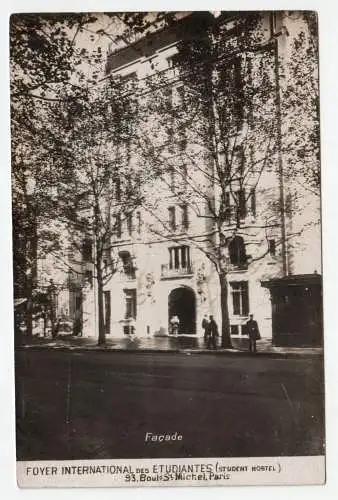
[246,319,260,340]
[209,319,219,338]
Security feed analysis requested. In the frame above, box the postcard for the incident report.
[11,10,325,488]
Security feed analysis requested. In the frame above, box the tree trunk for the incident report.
[97,260,106,346]
[219,271,232,348]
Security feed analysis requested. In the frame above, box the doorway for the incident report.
[168,287,196,335]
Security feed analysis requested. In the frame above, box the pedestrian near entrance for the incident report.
[202,315,209,341]
[170,315,180,335]
[206,315,219,350]
[245,313,261,353]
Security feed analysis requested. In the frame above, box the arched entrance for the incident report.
[168,287,196,335]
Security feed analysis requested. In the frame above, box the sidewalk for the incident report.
[16,333,324,358]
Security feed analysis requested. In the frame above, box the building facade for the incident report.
[34,11,321,344]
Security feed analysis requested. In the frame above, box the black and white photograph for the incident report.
[10,8,325,488]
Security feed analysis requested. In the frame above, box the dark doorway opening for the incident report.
[168,287,196,335]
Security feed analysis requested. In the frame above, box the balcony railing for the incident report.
[161,264,194,279]
[228,262,248,272]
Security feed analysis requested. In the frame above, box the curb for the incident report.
[16,344,324,358]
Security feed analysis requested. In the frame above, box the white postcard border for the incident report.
[17,456,325,488]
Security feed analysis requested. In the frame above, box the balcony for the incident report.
[228,262,248,273]
[161,264,194,279]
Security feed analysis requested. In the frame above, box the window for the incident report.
[127,213,133,236]
[168,206,176,231]
[136,211,141,234]
[181,164,188,186]
[231,325,239,336]
[230,281,249,316]
[222,57,243,124]
[113,178,121,202]
[224,192,231,222]
[124,289,137,319]
[231,325,247,336]
[119,251,135,278]
[250,188,256,217]
[232,57,244,122]
[163,86,173,110]
[120,72,137,89]
[228,235,246,267]
[268,239,276,256]
[234,146,245,178]
[181,204,189,230]
[169,246,191,270]
[167,56,175,68]
[169,168,176,191]
[236,189,246,219]
[179,132,187,151]
[115,214,122,238]
[82,239,93,261]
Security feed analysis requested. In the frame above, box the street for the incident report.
[15,350,325,460]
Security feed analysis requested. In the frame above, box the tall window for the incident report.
[228,235,246,267]
[250,188,256,217]
[82,239,93,261]
[113,178,121,202]
[231,57,243,123]
[234,146,245,178]
[169,246,191,270]
[179,128,187,151]
[168,206,176,231]
[119,251,135,278]
[115,214,122,238]
[268,239,276,256]
[124,289,137,319]
[181,164,188,186]
[136,211,141,234]
[236,189,246,219]
[230,281,249,316]
[169,168,176,191]
[127,213,133,236]
[181,204,189,230]
[224,192,231,222]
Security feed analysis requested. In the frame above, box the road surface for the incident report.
[15,350,325,460]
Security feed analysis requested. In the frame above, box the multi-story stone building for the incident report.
[35,11,322,345]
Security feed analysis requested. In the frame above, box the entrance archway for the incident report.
[168,287,196,335]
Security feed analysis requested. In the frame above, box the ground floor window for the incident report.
[230,281,249,316]
[230,324,247,336]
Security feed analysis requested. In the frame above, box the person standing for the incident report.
[246,313,261,353]
[170,315,180,335]
[207,315,219,350]
[202,315,209,342]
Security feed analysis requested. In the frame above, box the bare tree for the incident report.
[138,13,288,347]
[10,12,166,340]
[46,77,152,344]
